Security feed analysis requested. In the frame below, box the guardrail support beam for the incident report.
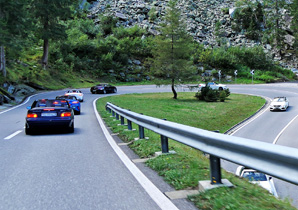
[127,120,132,130]
[112,110,115,117]
[120,116,125,125]
[116,113,119,120]
[139,125,145,139]
[161,135,169,153]
[210,155,222,184]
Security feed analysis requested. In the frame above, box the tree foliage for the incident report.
[290,0,298,55]
[0,0,32,77]
[31,0,79,68]
[149,0,196,99]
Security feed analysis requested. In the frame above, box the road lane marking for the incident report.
[273,114,298,145]
[93,99,179,210]
[4,130,23,140]
[0,95,35,115]
[229,95,271,135]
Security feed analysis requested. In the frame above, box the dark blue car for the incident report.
[25,99,74,135]
[56,95,81,115]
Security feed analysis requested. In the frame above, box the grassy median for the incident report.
[96,92,296,210]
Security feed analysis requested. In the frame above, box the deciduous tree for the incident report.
[0,0,31,77]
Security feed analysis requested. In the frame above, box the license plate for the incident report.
[41,113,57,117]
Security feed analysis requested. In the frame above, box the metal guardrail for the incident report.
[106,102,298,185]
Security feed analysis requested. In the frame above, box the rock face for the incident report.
[0,83,38,106]
[87,0,297,69]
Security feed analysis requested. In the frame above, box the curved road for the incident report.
[0,83,298,209]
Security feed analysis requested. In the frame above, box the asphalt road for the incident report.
[227,83,298,208]
[1,83,298,209]
[0,87,196,210]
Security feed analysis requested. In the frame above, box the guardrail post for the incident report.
[161,119,169,153]
[161,135,169,153]
[139,125,145,139]
[106,105,110,112]
[127,120,132,130]
[112,110,115,117]
[210,155,222,184]
[116,113,119,120]
[209,130,222,184]
[120,116,125,125]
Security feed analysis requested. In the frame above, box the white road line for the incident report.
[4,130,23,140]
[0,95,35,115]
[230,95,271,136]
[93,99,179,210]
[273,114,298,145]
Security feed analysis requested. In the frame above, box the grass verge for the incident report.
[96,92,295,210]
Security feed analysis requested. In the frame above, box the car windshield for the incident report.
[273,98,285,102]
[242,171,267,181]
[35,99,69,108]
[56,96,77,100]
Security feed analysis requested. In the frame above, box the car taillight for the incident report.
[27,113,38,118]
[79,93,82,96]
[61,112,72,117]
[72,101,79,104]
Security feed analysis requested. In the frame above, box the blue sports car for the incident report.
[25,99,74,135]
[56,95,81,115]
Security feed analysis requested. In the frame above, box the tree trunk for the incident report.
[171,79,177,99]
[0,46,6,77]
[41,39,49,69]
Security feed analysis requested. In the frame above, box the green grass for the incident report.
[96,92,296,210]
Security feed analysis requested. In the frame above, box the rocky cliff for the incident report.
[86,0,297,69]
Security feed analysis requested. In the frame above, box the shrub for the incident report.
[219,91,227,102]
[195,85,230,102]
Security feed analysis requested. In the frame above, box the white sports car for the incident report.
[236,166,278,197]
[65,89,84,102]
[269,97,289,111]
[198,82,227,91]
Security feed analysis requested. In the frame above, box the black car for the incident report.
[90,83,117,94]
[25,99,74,134]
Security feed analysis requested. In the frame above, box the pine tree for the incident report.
[31,0,79,68]
[263,0,288,53]
[149,0,196,99]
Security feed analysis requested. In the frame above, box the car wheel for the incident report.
[103,90,106,94]
[25,127,32,135]
[69,123,74,133]
[219,87,223,91]
[75,110,81,115]
[113,88,117,93]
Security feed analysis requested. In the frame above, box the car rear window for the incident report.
[36,100,69,107]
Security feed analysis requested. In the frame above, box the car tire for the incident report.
[25,127,32,135]
[113,88,117,93]
[69,123,74,133]
[219,87,223,91]
[103,90,106,94]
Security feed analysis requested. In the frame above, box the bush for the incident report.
[219,91,227,102]
[195,85,230,102]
